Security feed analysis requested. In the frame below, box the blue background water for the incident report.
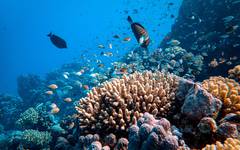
[0,0,182,95]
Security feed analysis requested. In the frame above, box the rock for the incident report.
[181,84,222,121]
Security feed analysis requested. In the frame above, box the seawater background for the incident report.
[0,0,182,95]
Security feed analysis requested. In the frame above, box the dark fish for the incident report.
[170,14,175,18]
[113,35,120,39]
[127,16,150,48]
[48,32,67,48]
[220,113,240,125]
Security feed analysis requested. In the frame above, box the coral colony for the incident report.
[1,0,240,150]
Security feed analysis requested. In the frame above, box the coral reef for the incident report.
[17,74,47,108]
[202,138,240,150]
[0,94,23,130]
[228,65,240,82]
[77,133,128,150]
[128,112,183,150]
[16,107,39,129]
[181,83,222,121]
[20,129,52,149]
[75,71,179,134]
[15,103,55,130]
[153,45,203,80]
[160,0,240,79]
[202,76,240,117]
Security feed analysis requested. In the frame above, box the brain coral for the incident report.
[228,65,240,82]
[75,71,179,134]
[202,76,240,117]
[202,138,240,150]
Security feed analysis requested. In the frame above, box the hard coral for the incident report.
[16,107,39,129]
[128,112,182,150]
[75,71,179,134]
[202,138,240,150]
[228,65,240,82]
[202,76,240,117]
[21,129,52,149]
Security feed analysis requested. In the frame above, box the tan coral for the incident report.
[202,138,240,150]
[202,76,240,117]
[228,65,240,82]
[75,71,179,133]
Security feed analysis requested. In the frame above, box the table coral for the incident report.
[202,76,240,117]
[75,71,179,134]
[228,65,240,82]
[202,138,240,150]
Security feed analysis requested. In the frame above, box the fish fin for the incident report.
[47,32,52,37]
[134,23,145,29]
[127,16,133,24]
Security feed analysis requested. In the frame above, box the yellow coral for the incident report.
[202,76,240,117]
[202,138,240,150]
[75,71,179,133]
[228,65,240,82]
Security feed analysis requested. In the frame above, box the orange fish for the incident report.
[64,97,72,103]
[45,90,53,95]
[48,84,58,90]
[83,85,89,90]
[209,59,218,68]
[119,68,128,74]
[51,107,60,114]
[123,37,131,42]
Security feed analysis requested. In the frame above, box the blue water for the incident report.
[0,0,182,95]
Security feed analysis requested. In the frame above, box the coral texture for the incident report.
[21,129,52,149]
[75,71,179,134]
[202,76,240,117]
[128,112,182,150]
[181,83,222,121]
[202,138,240,150]
[228,65,240,82]
[16,107,39,128]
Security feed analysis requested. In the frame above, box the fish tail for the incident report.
[47,32,52,37]
[127,16,133,24]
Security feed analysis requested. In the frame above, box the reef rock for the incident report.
[181,83,222,121]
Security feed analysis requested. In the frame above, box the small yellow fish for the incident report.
[48,84,58,90]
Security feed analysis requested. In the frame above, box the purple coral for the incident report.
[128,112,182,150]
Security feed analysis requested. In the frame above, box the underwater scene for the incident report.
[1,0,240,149]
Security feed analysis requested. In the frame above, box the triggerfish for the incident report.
[127,16,150,48]
[48,32,67,49]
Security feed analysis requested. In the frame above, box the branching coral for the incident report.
[202,138,240,150]
[16,107,39,128]
[228,65,240,82]
[202,76,240,117]
[75,71,179,134]
[21,129,52,149]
